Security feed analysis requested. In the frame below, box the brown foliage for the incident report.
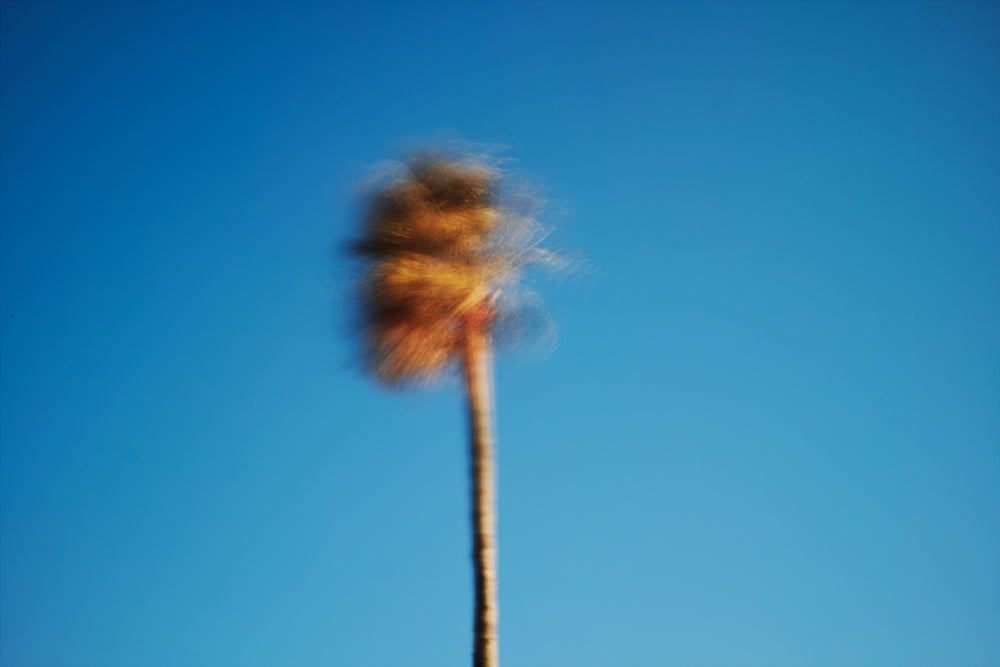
[353,153,533,385]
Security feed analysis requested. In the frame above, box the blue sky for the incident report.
[1,2,998,666]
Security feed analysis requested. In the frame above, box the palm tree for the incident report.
[352,152,543,667]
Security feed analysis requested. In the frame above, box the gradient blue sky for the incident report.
[2,2,998,666]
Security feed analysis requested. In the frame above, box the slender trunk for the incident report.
[463,311,498,667]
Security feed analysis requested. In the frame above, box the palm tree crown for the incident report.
[354,153,529,385]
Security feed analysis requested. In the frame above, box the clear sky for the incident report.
[1,2,998,666]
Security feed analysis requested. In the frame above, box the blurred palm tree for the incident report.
[352,151,547,667]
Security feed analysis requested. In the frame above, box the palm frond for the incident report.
[353,151,546,385]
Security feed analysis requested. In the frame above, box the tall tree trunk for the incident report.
[463,308,498,667]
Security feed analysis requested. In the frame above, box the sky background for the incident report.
[2,2,999,666]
